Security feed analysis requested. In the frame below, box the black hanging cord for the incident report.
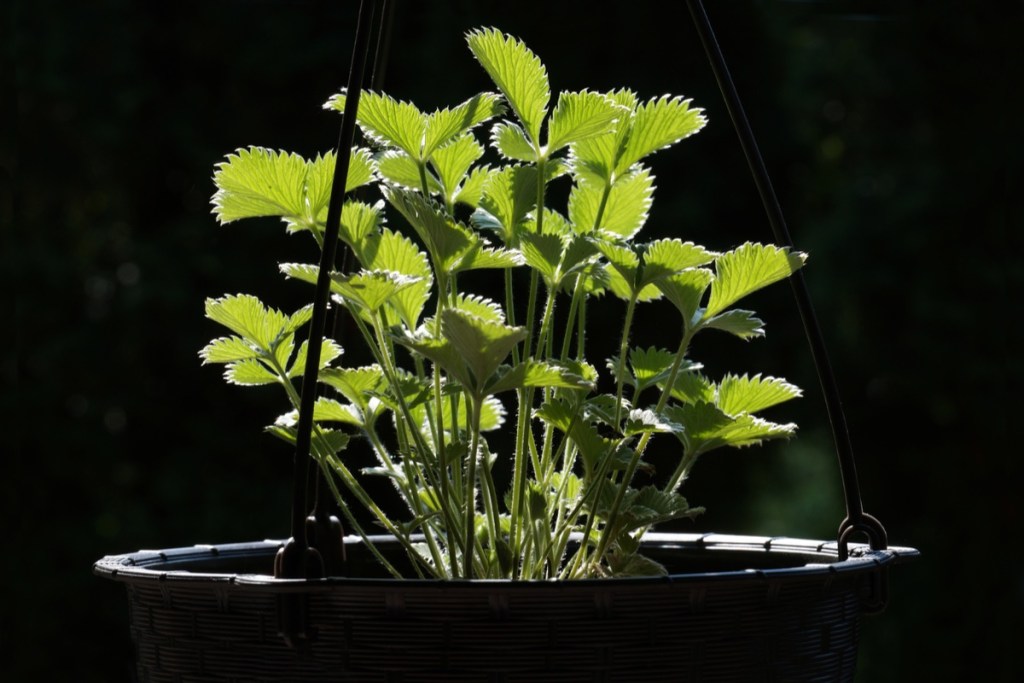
[685,0,887,560]
[275,0,380,582]
[307,0,396,576]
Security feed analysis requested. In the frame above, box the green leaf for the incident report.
[224,359,278,386]
[331,269,424,313]
[656,268,714,324]
[716,374,802,416]
[640,239,717,286]
[267,424,350,457]
[212,147,308,223]
[455,244,525,271]
[491,121,537,162]
[486,360,593,395]
[595,240,649,301]
[706,242,807,317]
[615,95,706,175]
[423,92,505,158]
[703,309,765,339]
[658,370,715,405]
[613,486,697,533]
[279,262,321,288]
[466,28,550,144]
[666,401,796,457]
[204,294,289,350]
[534,399,577,432]
[429,134,485,204]
[383,186,477,273]
[275,397,364,428]
[213,147,376,231]
[304,148,377,222]
[450,293,505,324]
[454,165,495,208]
[569,167,654,238]
[441,308,527,393]
[339,199,385,255]
[199,336,260,364]
[442,394,506,432]
[328,90,426,158]
[393,329,472,391]
[320,365,386,409]
[478,165,539,244]
[623,408,683,437]
[629,346,698,395]
[607,552,669,578]
[519,232,564,285]
[546,90,621,153]
[362,228,433,327]
[376,150,442,193]
[287,339,343,379]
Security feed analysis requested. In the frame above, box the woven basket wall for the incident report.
[95,533,914,682]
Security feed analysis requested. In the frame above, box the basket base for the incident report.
[95,533,916,682]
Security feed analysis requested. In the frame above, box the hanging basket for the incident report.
[95,2,918,680]
[94,533,915,682]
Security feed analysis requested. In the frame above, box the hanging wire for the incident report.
[276,0,381,582]
[685,0,887,559]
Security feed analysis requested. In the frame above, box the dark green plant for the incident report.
[201,28,806,579]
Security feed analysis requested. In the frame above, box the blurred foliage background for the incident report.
[7,0,1021,680]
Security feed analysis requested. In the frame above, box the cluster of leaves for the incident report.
[201,28,806,579]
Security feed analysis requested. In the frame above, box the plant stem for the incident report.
[462,395,484,577]
[612,295,639,428]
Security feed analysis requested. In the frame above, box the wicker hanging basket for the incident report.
[94,2,917,680]
[94,533,915,682]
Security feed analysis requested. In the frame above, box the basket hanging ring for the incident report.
[838,513,888,560]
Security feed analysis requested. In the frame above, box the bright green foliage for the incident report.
[213,146,375,230]
[706,242,807,316]
[546,90,622,153]
[569,167,654,238]
[467,28,550,145]
[204,27,806,581]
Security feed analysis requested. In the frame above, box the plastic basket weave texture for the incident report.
[95,533,915,682]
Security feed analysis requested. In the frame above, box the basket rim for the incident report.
[93,532,917,591]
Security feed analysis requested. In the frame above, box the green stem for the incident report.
[612,295,639,428]
[463,395,484,577]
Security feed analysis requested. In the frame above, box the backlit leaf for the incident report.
[569,167,653,238]
[383,186,477,273]
[212,147,307,223]
[305,147,376,221]
[706,242,807,317]
[455,165,495,208]
[441,308,527,392]
[640,239,717,285]
[703,309,765,339]
[423,92,505,157]
[331,269,423,313]
[200,336,260,364]
[491,121,537,162]
[287,339,343,379]
[716,374,802,416]
[616,95,706,174]
[376,150,442,194]
[479,164,539,244]
[225,359,278,386]
[429,134,485,203]
[467,28,550,143]
[205,294,289,350]
[547,90,621,153]
[320,365,386,409]
[327,90,426,158]
[656,268,714,324]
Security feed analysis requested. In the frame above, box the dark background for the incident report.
[7,0,1022,680]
